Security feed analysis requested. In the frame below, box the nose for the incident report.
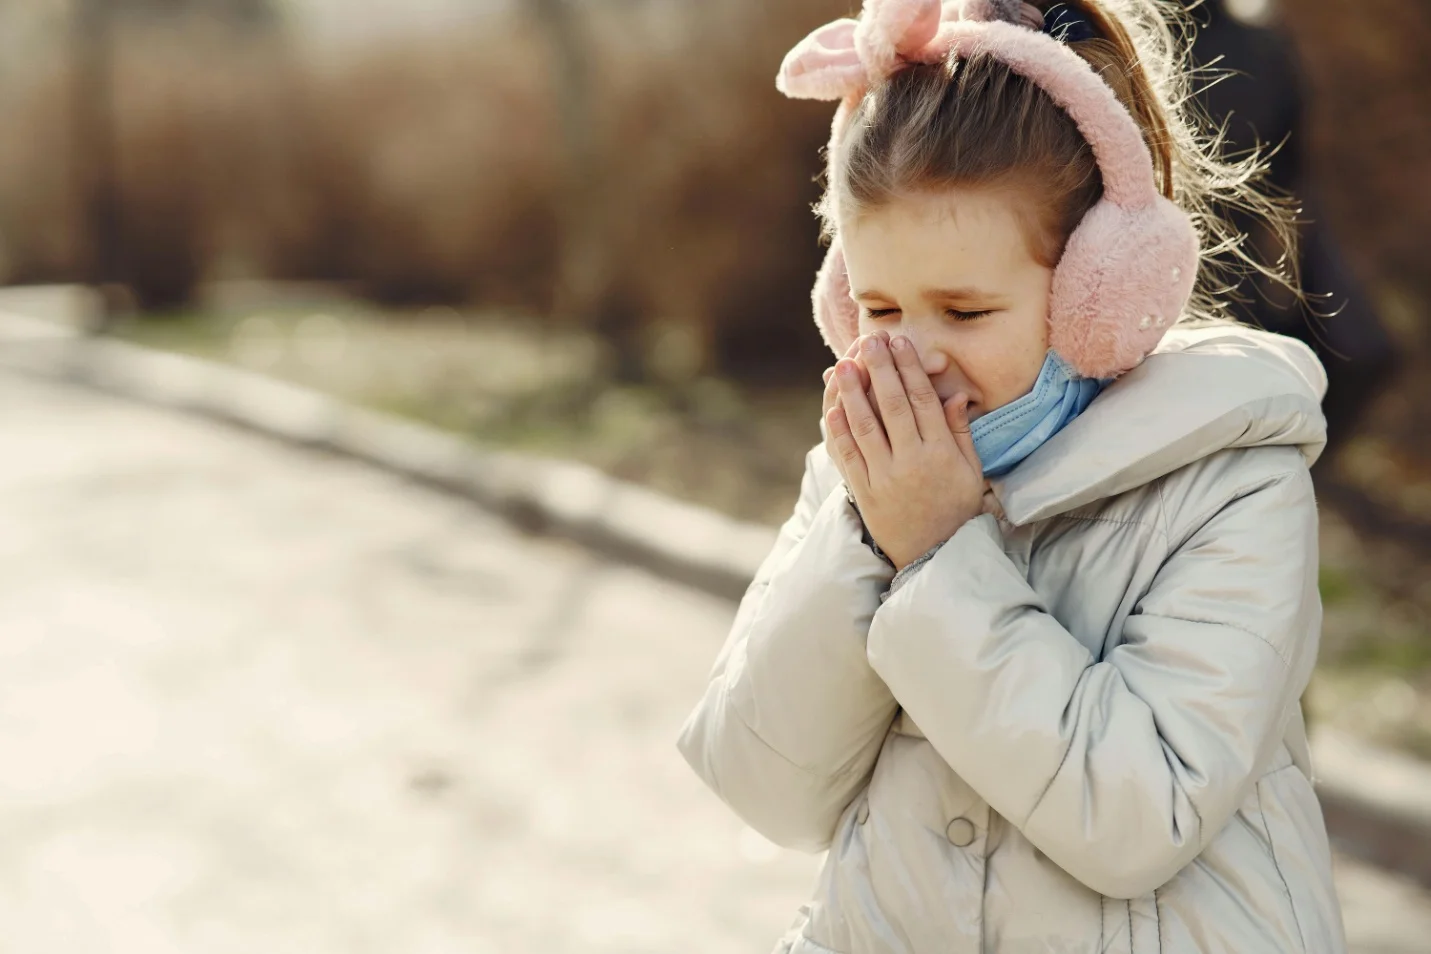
[899,323,950,376]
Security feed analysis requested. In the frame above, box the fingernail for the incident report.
[837,360,856,376]
[891,336,908,351]
[862,336,880,353]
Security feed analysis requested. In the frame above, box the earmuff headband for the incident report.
[778,0,1200,379]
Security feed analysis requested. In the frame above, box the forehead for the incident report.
[840,188,1043,291]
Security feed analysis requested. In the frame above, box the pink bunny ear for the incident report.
[776,18,868,101]
[855,0,943,76]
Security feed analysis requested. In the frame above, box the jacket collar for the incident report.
[992,323,1329,526]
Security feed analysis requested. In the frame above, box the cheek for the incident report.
[1005,345,1048,396]
[972,310,1050,407]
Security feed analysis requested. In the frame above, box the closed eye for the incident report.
[946,309,993,322]
[863,308,900,321]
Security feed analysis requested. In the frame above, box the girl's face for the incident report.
[840,187,1052,421]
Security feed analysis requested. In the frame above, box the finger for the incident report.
[853,352,872,393]
[836,357,891,467]
[823,337,865,405]
[824,338,868,465]
[944,393,984,477]
[860,331,920,449]
[889,334,945,441]
[825,340,873,436]
[823,364,843,426]
[841,335,873,391]
[825,405,869,491]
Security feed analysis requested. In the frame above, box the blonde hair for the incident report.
[820,0,1301,325]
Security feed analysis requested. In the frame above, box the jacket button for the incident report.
[945,817,976,847]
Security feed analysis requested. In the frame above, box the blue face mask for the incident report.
[972,350,1110,478]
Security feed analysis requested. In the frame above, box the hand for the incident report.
[823,331,985,569]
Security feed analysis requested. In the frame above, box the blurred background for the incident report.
[1,0,1430,949]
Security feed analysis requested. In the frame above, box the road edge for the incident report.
[2,308,1428,889]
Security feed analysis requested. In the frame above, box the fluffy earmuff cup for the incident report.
[814,239,862,357]
[1049,197,1199,379]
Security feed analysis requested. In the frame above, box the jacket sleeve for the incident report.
[865,465,1321,898]
[676,442,899,853]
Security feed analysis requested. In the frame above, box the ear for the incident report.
[776,18,868,101]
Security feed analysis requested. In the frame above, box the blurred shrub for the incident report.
[0,0,1423,380]
[0,3,848,379]
[1284,0,1431,320]
[544,1,850,379]
[0,13,563,313]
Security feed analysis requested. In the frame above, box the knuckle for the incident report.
[882,397,911,419]
[906,383,939,407]
[852,415,880,438]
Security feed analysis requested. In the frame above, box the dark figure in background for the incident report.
[1191,0,1399,462]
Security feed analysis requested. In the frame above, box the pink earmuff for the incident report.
[776,0,1199,379]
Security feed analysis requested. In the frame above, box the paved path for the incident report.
[0,370,1427,953]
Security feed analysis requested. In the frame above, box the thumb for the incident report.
[944,394,983,477]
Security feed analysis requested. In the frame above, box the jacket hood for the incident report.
[993,323,1328,526]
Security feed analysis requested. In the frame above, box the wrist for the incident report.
[889,514,976,570]
[880,539,946,602]
[845,485,897,569]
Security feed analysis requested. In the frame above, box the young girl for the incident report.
[677,0,1346,951]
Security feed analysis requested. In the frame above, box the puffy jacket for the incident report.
[677,323,1347,953]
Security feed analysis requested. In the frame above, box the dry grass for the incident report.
[115,304,823,526]
[0,4,854,378]
[1285,0,1431,308]
[2,0,1426,382]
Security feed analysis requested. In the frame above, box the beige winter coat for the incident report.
[677,323,1347,953]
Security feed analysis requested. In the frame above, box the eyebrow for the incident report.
[852,286,1000,301]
